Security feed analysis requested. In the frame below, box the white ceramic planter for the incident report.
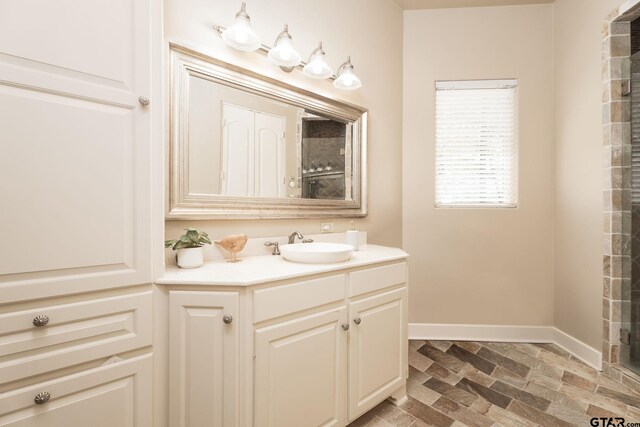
[177,247,204,269]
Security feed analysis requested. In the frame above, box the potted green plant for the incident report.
[165,228,212,269]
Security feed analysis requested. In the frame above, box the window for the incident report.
[435,79,519,207]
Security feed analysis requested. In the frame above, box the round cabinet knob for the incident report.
[223,315,233,324]
[34,392,50,405]
[138,96,150,106]
[341,323,350,331]
[353,317,361,325]
[32,315,50,327]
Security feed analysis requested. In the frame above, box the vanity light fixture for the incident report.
[267,25,302,69]
[220,2,261,51]
[302,42,334,80]
[213,4,361,89]
[333,57,362,91]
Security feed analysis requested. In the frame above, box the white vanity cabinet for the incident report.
[0,355,152,427]
[348,287,408,420]
[168,291,240,427]
[0,0,159,423]
[254,306,348,427]
[157,245,408,427]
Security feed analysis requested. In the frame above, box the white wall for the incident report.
[553,0,622,349]
[164,0,404,258]
[403,5,555,326]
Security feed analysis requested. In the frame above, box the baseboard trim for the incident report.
[552,327,602,371]
[408,323,602,370]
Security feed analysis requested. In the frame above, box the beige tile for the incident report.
[611,21,630,35]
[482,342,511,355]
[506,348,563,380]
[399,397,455,427]
[524,381,588,412]
[610,35,631,57]
[431,396,494,427]
[358,341,640,427]
[409,348,434,372]
[459,365,495,388]
[370,401,415,427]
[526,370,563,391]
[485,405,537,427]
[507,401,573,427]
[510,343,541,357]
[620,372,640,396]
[409,365,430,383]
[453,341,482,354]
[348,412,388,427]
[538,351,598,381]
[409,340,426,352]
[492,366,527,389]
[559,384,628,414]
[407,378,441,406]
[561,371,597,392]
[545,401,593,426]
[427,340,453,353]
[626,405,640,422]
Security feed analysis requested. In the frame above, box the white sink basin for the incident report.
[280,243,354,264]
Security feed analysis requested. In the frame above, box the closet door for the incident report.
[254,112,286,198]
[222,103,254,197]
[0,0,153,302]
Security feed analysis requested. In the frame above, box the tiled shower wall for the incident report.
[603,4,640,392]
[631,20,640,366]
[302,120,347,172]
[301,119,347,199]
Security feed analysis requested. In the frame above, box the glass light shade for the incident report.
[333,58,362,90]
[268,26,301,67]
[303,45,333,79]
[221,4,261,51]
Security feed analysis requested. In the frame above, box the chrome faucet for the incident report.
[288,231,304,244]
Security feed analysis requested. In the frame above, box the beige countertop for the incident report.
[156,244,408,287]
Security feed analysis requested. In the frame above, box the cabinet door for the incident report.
[348,287,407,420]
[168,291,239,427]
[254,307,348,427]
[0,0,153,303]
[0,354,152,427]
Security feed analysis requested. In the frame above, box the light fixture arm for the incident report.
[337,56,354,75]
[236,2,250,20]
[307,42,325,62]
[213,25,338,79]
[273,24,292,46]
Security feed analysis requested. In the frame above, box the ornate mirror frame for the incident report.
[167,44,368,220]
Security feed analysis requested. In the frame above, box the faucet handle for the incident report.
[264,241,281,255]
[302,239,314,243]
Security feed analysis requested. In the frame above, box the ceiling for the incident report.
[393,0,554,10]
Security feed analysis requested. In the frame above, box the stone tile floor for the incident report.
[348,340,640,427]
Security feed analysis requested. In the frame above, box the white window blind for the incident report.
[435,79,519,207]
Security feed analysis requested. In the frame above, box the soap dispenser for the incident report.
[346,221,359,251]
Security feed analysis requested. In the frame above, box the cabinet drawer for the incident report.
[0,292,152,384]
[253,275,346,323]
[0,354,152,426]
[349,263,407,297]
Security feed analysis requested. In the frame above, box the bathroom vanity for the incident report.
[156,244,408,427]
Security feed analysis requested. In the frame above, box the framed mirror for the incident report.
[167,44,368,219]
